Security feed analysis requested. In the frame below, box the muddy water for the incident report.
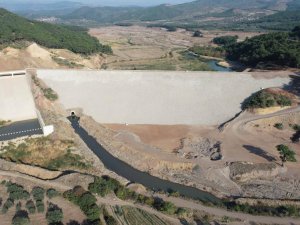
[207,60,233,72]
[68,117,222,204]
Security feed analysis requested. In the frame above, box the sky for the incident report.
[0,0,194,7]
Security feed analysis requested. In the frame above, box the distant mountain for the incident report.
[61,0,288,24]
[0,8,111,54]
[0,1,84,12]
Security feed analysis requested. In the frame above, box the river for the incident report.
[207,60,233,72]
[68,117,222,205]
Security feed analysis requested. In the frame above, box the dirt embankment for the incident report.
[0,43,105,72]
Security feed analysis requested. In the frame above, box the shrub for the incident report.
[25,200,36,214]
[103,208,118,225]
[31,187,45,201]
[46,203,63,224]
[64,187,100,221]
[16,202,21,211]
[2,198,14,213]
[6,183,30,201]
[274,123,284,130]
[36,200,45,213]
[213,35,238,46]
[277,145,297,162]
[47,189,59,199]
[88,176,121,197]
[12,210,30,225]
[242,90,292,109]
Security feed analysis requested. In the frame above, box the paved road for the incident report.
[0,119,43,141]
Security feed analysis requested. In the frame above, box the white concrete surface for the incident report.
[37,69,291,125]
[0,76,37,122]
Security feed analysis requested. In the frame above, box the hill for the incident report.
[226,27,300,68]
[61,0,287,24]
[246,9,300,31]
[0,8,111,54]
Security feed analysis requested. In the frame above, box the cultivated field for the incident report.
[90,26,260,70]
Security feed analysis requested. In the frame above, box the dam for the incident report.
[37,69,291,125]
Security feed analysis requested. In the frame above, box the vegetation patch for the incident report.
[189,46,225,58]
[0,8,112,54]
[0,137,90,170]
[226,27,300,68]
[47,149,92,170]
[277,144,297,162]
[213,35,238,46]
[274,123,284,130]
[52,56,84,68]
[63,186,101,223]
[0,120,11,127]
[32,75,58,101]
[242,89,292,110]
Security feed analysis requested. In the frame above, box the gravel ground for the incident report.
[37,69,291,125]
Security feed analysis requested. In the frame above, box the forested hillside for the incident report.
[61,0,283,23]
[226,27,300,68]
[0,8,112,54]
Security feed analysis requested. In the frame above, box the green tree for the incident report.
[25,200,36,214]
[12,210,30,225]
[46,203,63,224]
[277,145,297,165]
[47,189,59,199]
[31,187,45,201]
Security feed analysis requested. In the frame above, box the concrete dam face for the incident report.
[0,74,37,122]
[37,69,291,125]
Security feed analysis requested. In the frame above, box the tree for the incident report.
[193,30,203,37]
[213,35,238,46]
[25,200,36,214]
[31,187,45,201]
[46,203,63,224]
[47,189,59,199]
[277,144,297,166]
[12,210,30,225]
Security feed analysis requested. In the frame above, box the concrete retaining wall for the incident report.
[37,69,292,125]
[0,74,37,122]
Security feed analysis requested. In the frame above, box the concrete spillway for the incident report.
[37,69,291,125]
[0,75,37,122]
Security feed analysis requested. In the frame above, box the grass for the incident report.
[32,75,58,101]
[47,149,92,170]
[52,56,84,68]
[0,137,91,170]
[0,120,10,127]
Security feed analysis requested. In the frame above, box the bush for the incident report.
[274,123,284,130]
[193,30,203,37]
[12,210,30,225]
[213,35,238,46]
[6,182,30,201]
[36,200,45,213]
[242,90,292,109]
[2,198,14,213]
[46,203,63,224]
[277,144,297,162]
[47,189,59,199]
[64,187,100,221]
[88,176,121,197]
[25,200,36,214]
[103,208,118,225]
[32,187,45,201]
[16,202,21,211]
